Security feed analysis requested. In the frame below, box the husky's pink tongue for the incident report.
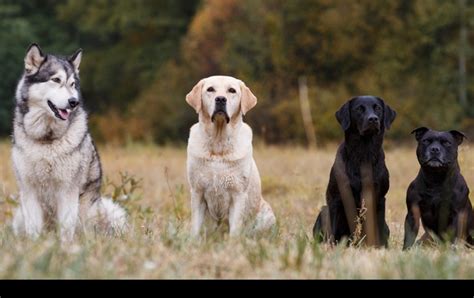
[58,109,70,120]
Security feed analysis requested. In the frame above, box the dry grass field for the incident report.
[0,141,473,279]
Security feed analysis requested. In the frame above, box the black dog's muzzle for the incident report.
[361,115,380,135]
[211,96,230,123]
[423,146,447,168]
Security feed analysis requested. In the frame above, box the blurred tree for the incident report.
[129,0,474,144]
[1,0,474,142]
[57,0,200,112]
[0,0,77,136]
[0,3,32,135]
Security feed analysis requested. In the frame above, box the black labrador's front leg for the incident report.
[377,199,390,248]
[313,205,332,243]
[403,203,420,250]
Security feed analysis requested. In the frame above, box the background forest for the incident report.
[1,0,474,145]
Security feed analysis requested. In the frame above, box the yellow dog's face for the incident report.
[186,75,257,124]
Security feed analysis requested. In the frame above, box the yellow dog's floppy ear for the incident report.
[240,81,257,115]
[186,79,205,113]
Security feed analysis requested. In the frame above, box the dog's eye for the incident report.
[70,81,75,88]
[442,140,451,146]
[51,78,61,84]
[374,105,381,111]
[207,87,215,92]
[357,106,365,112]
[228,88,236,94]
[422,139,431,145]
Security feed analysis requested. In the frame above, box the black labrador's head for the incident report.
[336,96,396,137]
[412,127,466,170]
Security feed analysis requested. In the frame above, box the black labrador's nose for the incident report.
[430,146,440,154]
[368,116,379,123]
[68,98,79,108]
[215,96,227,104]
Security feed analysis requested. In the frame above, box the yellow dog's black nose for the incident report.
[215,96,226,104]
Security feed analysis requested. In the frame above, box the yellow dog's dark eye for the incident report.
[228,88,236,93]
[51,78,61,84]
[207,87,215,92]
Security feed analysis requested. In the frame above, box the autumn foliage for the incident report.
[1,1,474,144]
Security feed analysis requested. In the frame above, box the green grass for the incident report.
[0,142,473,278]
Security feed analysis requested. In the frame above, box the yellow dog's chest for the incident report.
[197,159,250,220]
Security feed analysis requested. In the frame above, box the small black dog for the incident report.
[313,96,396,247]
[403,127,474,249]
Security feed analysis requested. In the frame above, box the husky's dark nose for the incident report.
[68,98,79,108]
[215,96,227,104]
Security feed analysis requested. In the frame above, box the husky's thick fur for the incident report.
[12,44,127,241]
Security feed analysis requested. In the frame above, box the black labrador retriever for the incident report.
[403,127,474,249]
[313,96,396,247]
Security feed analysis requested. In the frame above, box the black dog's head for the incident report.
[412,127,466,170]
[336,96,396,136]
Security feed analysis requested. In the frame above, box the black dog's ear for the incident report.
[335,98,355,131]
[379,98,396,130]
[449,130,467,145]
[411,127,430,141]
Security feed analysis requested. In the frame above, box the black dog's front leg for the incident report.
[377,199,390,247]
[403,204,420,250]
[313,206,330,242]
[452,208,474,244]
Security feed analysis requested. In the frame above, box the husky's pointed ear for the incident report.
[186,79,204,113]
[335,97,355,131]
[24,43,45,75]
[449,130,467,145]
[240,81,257,115]
[68,48,83,74]
[411,127,430,141]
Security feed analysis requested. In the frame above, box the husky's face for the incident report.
[186,76,257,125]
[17,44,83,121]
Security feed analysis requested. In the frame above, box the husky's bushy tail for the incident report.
[12,197,128,237]
[86,197,128,235]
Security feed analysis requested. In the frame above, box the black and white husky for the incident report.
[12,44,127,241]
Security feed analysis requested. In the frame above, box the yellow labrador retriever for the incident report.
[186,75,276,238]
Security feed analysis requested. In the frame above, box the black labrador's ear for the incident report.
[411,127,430,141]
[335,98,355,131]
[449,130,467,145]
[379,98,396,130]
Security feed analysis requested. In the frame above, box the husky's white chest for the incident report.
[13,145,82,187]
[32,158,54,180]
